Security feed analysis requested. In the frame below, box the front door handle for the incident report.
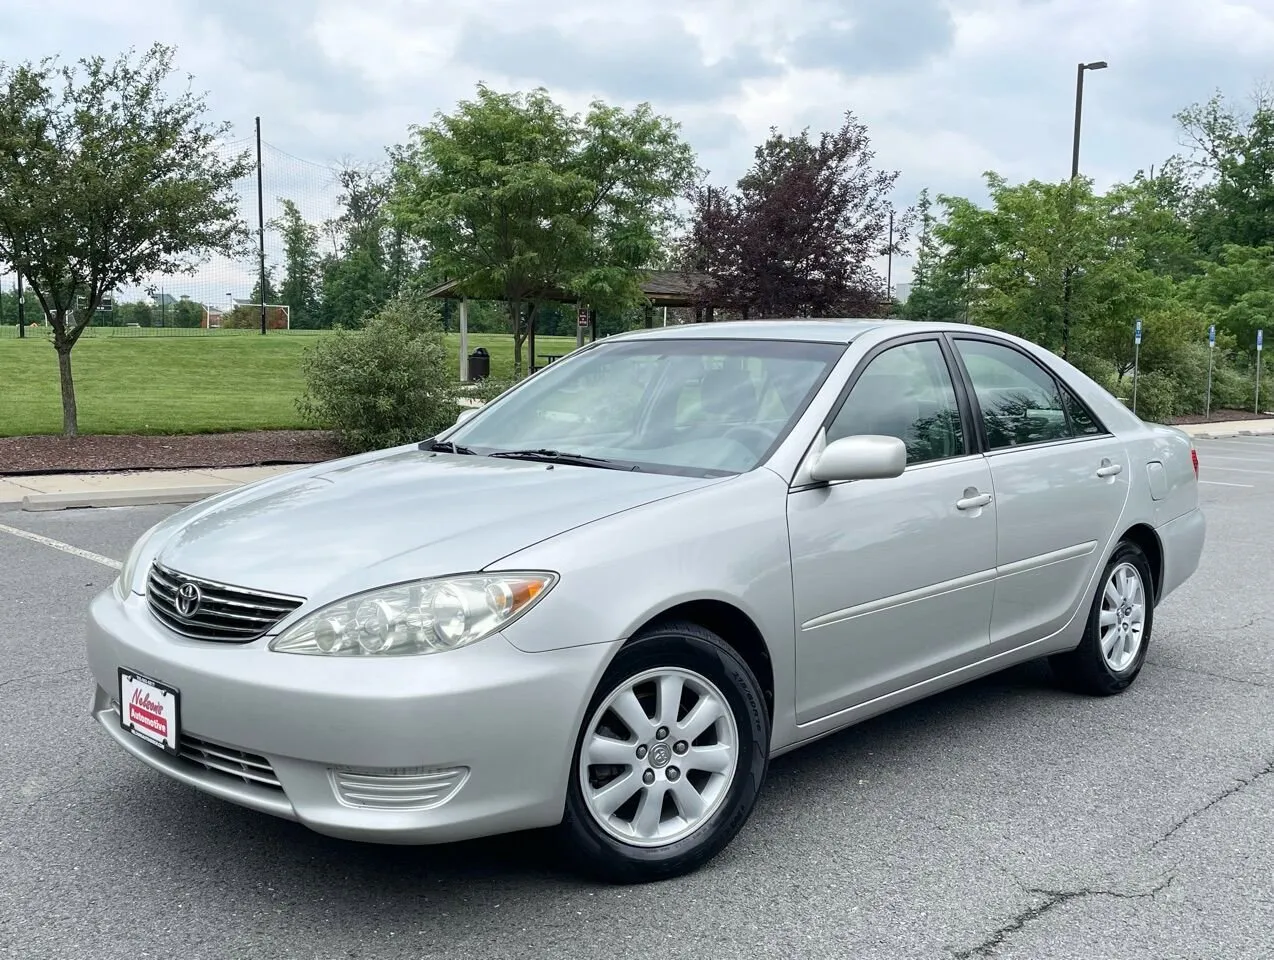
[956,492,993,511]
[1096,460,1123,478]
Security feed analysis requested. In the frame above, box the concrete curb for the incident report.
[18,484,234,512]
[1187,428,1274,440]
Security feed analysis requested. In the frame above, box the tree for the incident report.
[317,165,396,328]
[0,44,251,434]
[1186,244,1274,355]
[390,85,696,376]
[684,112,906,318]
[931,173,1158,369]
[1176,88,1274,255]
[273,199,320,328]
[901,188,967,320]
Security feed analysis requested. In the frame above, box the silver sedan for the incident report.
[86,320,1205,882]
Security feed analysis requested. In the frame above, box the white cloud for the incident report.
[4,0,1274,295]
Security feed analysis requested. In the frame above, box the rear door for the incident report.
[949,335,1131,653]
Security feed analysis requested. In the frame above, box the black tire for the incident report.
[559,621,770,883]
[1050,540,1155,696]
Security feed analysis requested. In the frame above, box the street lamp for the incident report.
[1061,60,1107,359]
[1071,60,1108,179]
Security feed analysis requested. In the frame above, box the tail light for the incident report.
[1191,446,1199,478]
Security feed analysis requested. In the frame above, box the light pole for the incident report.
[1061,60,1107,359]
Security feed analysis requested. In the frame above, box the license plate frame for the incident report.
[118,668,180,756]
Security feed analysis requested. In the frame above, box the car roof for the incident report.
[608,319,975,344]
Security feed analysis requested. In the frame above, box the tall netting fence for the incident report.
[1,128,356,338]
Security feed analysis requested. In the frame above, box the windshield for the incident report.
[449,337,845,476]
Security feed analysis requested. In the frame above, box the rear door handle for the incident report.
[956,492,993,511]
[1096,461,1123,478]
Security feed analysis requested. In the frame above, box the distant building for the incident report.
[893,282,912,304]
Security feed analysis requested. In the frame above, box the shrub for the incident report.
[298,294,460,453]
[1126,369,1180,422]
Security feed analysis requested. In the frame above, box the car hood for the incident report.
[155,447,722,600]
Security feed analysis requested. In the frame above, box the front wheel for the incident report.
[1050,540,1154,695]
[559,621,770,883]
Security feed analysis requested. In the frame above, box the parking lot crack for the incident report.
[1151,756,1274,851]
[1146,660,1270,688]
[952,876,1174,959]
[0,667,82,691]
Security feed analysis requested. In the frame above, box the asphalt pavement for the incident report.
[0,442,1270,960]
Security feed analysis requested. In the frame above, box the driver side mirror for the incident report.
[454,407,481,427]
[809,435,907,483]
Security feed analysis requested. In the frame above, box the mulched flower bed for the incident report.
[1,408,1269,477]
[0,430,345,476]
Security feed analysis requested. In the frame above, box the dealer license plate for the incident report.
[118,669,180,755]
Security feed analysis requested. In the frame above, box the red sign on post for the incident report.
[578,308,589,327]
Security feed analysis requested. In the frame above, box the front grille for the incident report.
[331,766,469,810]
[147,563,303,642]
[178,733,283,791]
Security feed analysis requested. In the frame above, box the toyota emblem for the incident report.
[175,581,202,618]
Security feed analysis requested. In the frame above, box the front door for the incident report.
[950,336,1132,652]
[789,337,998,725]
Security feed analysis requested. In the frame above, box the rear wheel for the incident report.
[1050,541,1154,695]
[559,621,769,883]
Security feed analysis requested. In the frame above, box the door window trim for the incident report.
[793,333,976,487]
[943,333,1112,455]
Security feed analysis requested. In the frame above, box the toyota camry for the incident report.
[86,319,1205,883]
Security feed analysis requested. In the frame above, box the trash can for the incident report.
[467,347,490,381]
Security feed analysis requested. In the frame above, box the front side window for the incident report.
[451,338,845,476]
[954,339,1081,449]
[827,339,966,465]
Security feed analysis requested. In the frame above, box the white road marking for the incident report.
[1197,465,1274,475]
[1199,479,1255,488]
[0,522,121,570]
[1201,455,1274,464]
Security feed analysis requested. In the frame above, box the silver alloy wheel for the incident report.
[579,666,739,848]
[1099,561,1146,673]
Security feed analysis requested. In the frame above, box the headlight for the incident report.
[268,573,557,657]
[114,521,165,600]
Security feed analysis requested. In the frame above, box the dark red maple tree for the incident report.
[684,111,908,318]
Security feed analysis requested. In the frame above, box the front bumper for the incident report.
[86,588,619,844]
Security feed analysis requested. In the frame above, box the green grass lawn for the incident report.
[0,331,578,436]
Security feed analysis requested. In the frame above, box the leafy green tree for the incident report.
[901,188,967,320]
[932,174,1160,370]
[0,44,251,434]
[1177,89,1274,255]
[1185,244,1274,356]
[1104,159,1200,280]
[273,199,320,328]
[317,166,395,328]
[390,85,696,376]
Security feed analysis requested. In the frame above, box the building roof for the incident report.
[422,269,717,308]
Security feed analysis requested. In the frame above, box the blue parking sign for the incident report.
[1209,324,1216,346]
[1134,318,1142,345]
[1260,329,1264,352]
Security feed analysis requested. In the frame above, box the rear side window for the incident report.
[954,339,1099,449]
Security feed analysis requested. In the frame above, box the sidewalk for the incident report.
[0,465,299,512]
[1174,418,1274,439]
[3,417,1272,512]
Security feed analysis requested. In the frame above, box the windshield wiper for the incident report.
[423,439,477,455]
[487,448,639,471]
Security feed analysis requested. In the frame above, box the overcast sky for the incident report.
[5,0,1274,298]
